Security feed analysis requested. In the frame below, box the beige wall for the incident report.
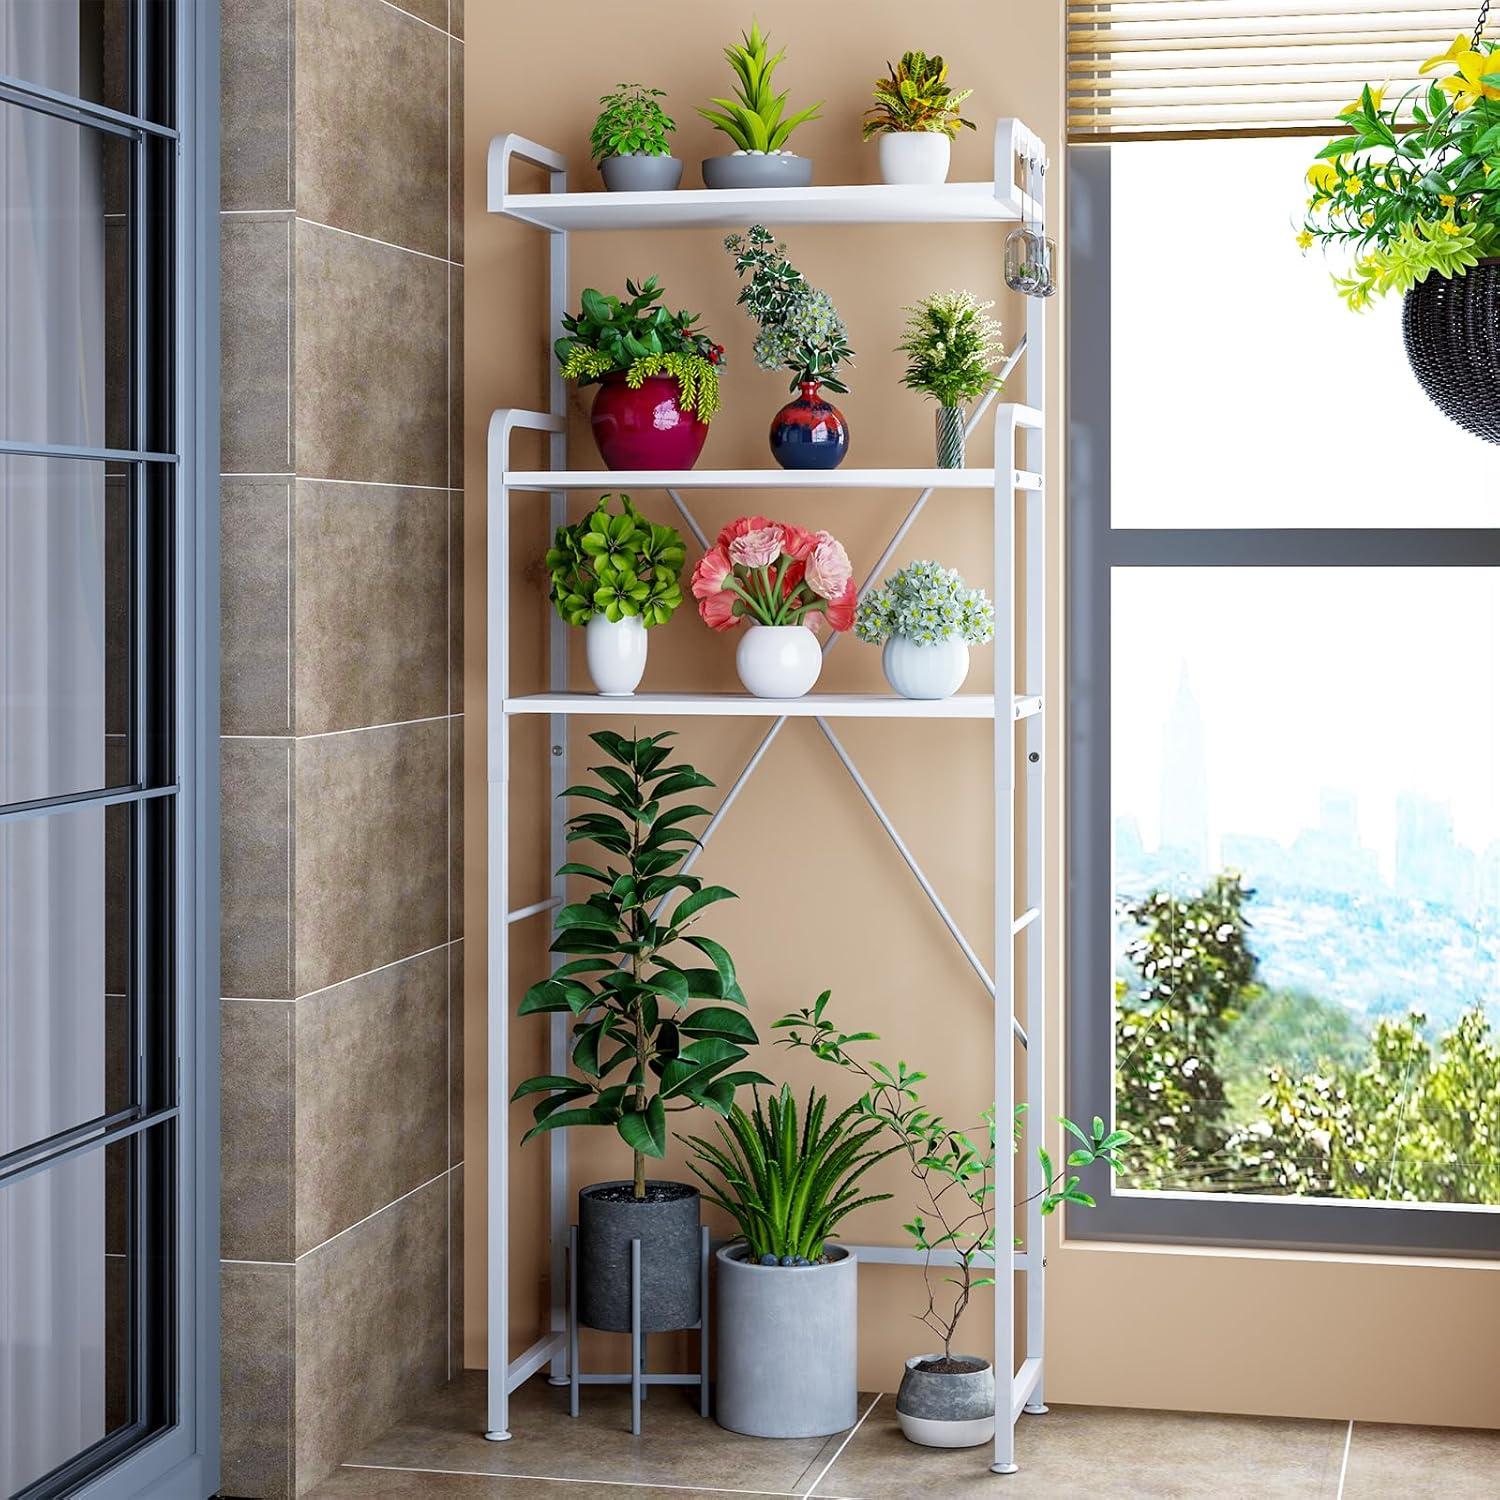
[464,2,1500,1424]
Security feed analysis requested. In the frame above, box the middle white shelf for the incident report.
[502,692,1043,720]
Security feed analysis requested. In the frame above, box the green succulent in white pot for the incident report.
[855,560,994,701]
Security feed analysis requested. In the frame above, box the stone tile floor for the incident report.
[307,1371,1500,1499]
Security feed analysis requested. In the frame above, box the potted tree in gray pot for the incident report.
[681,1071,896,1438]
[590,83,682,192]
[515,731,768,1340]
[778,995,1129,1448]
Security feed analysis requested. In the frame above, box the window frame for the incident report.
[1065,141,1500,1258]
[0,2,220,1494]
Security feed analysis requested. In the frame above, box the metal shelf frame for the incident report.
[485,120,1050,1477]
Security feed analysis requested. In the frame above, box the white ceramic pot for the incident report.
[878,131,951,186]
[735,623,822,699]
[882,636,970,700]
[585,613,647,696]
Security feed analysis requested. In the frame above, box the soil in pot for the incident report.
[578,1180,701,1334]
[916,1355,988,1376]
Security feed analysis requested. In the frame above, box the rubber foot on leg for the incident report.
[483,1430,512,1442]
[547,1376,568,1387]
[1023,1401,1050,1415]
[990,1463,1019,1475]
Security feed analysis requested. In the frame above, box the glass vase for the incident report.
[935,405,965,468]
[1005,225,1057,298]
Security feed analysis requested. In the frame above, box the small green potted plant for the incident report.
[555,276,725,470]
[723,225,854,468]
[515,731,768,1339]
[863,51,975,186]
[698,21,823,189]
[778,994,1129,1450]
[590,82,682,193]
[682,1074,895,1439]
[894,290,1004,468]
[856,560,994,700]
[546,493,684,696]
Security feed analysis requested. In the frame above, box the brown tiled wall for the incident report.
[218,1,464,1493]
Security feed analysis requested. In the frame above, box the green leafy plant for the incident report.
[854,560,994,647]
[1299,39,1500,308]
[698,20,823,154]
[555,277,725,421]
[590,83,676,162]
[514,732,769,1200]
[682,1079,896,1264]
[545,494,685,628]
[723,224,854,393]
[895,290,1004,410]
[862,51,975,139]
[778,993,1127,1361]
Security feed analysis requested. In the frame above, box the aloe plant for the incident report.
[682,1080,895,1263]
[698,21,823,154]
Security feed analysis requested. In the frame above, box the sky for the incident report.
[1107,138,1500,874]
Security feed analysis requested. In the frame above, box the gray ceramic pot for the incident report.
[701,152,813,190]
[577,1181,700,1333]
[894,1354,996,1448]
[714,1244,857,1438]
[599,153,683,192]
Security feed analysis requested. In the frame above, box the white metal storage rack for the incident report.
[486,120,1050,1476]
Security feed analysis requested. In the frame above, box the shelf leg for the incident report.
[629,1237,642,1437]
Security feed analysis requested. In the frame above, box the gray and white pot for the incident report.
[895,1354,996,1447]
[877,131,951,185]
[702,151,813,190]
[577,1181,701,1333]
[585,613,646,696]
[714,1244,857,1438]
[599,153,683,193]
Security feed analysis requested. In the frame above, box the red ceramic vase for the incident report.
[589,372,709,471]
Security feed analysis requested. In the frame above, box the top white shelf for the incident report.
[497,180,1033,233]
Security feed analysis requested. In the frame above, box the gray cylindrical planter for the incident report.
[599,153,683,192]
[714,1245,857,1438]
[578,1181,701,1333]
[701,152,813,190]
[894,1354,996,1448]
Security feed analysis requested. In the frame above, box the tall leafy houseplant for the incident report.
[514,732,767,1199]
[777,994,1128,1364]
[894,291,1004,467]
[699,21,823,156]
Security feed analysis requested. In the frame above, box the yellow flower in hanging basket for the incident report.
[1437,51,1500,111]
[1296,229,1315,250]
[1306,161,1339,192]
[1420,35,1471,77]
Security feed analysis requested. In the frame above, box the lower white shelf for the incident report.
[501,692,1041,720]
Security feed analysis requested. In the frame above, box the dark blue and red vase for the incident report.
[769,380,849,470]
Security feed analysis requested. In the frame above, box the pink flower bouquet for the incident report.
[689,516,857,634]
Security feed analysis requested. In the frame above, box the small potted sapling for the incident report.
[590,83,683,193]
[699,22,822,189]
[545,493,685,696]
[863,51,976,186]
[778,995,1129,1449]
[682,1071,896,1438]
[514,732,768,1342]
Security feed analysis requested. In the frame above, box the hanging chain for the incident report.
[1474,0,1490,52]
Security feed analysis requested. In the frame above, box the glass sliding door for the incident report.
[0,2,218,1494]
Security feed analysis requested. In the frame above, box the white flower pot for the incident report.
[735,623,822,699]
[585,613,647,696]
[878,131,951,186]
[882,636,970,700]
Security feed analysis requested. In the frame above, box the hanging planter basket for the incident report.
[1402,259,1500,444]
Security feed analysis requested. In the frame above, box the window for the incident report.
[0,4,218,1494]
[1067,134,1500,1255]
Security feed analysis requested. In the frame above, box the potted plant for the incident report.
[689,515,856,697]
[682,1077,895,1438]
[855,561,994,700]
[699,21,822,189]
[1298,36,1500,440]
[590,82,682,193]
[862,50,975,186]
[723,225,854,468]
[514,732,768,1337]
[778,994,1129,1449]
[894,290,1005,468]
[555,277,724,470]
[545,494,685,696]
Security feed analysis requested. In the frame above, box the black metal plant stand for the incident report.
[562,1224,711,1435]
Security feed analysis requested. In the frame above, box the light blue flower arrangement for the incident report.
[854,560,995,647]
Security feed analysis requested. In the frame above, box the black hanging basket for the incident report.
[1402,259,1500,444]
